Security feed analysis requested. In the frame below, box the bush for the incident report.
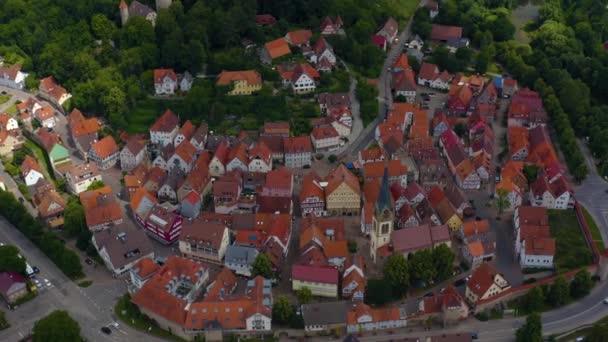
[328,154,337,163]
[315,153,324,160]
[348,240,358,253]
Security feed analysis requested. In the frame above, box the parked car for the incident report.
[43,278,52,288]
[101,327,112,335]
[32,266,40,274]
[604,297,608,304]
[453,279,466,287]
[423,292,434,298]
[85,258,93,265]
[33,279,42,289]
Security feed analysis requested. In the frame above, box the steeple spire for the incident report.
[375,166,393,213]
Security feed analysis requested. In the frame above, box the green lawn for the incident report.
[555,315,608,341]
[581,206,605,251]
[0,94,11,105]
[128,98,190,134]
[548,209,594,272]
[24,139,55,181]
[4,103,18,115]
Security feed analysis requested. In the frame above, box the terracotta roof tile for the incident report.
[91,136,119,159]
[265,38,291,59]
[286,29,313,45]
[150,110,179,133]
[154,68,177,83]
[325,164,360,197]
[216,70,262,87]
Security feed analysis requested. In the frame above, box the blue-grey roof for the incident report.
[225,245,259,265]
[375,167,393,213]
[493,76,503,89]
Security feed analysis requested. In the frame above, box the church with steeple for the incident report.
[370,167,395,263]
[119,0,172,26]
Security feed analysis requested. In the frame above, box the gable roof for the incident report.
[20,155,42,175]
[467,263,502,298]
[325,164,360,196]
[291,264,339,284]
[216,70,262,86]
[265,38,291,59]
[180,220,227,250]
[283,136,312,154]
[431,24,463,41]
[79,186,123,228]
[150,110,179,133]
[91,136,119,159]
[154,69,177,83]
[286,30,313,45]
[300,172,325,202]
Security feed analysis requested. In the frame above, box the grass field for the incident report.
[581,206,605,251]
[0,94,11,105]
[548,209,594,272]
[4,103,18,115]
[24,139,55,181]
[127,98,190,134]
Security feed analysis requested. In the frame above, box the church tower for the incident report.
[370,167,395,263]
[156,0,172,10]
[119,0,129,26]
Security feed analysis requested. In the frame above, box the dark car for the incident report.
[101,327,112,335]
[1,91,6,95]
[32,266,40,274]
[454,279,466,287]
[85,258,93,265]
[423,292,434,298]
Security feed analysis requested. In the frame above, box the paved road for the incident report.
[339,0,427,159]
[573,140,608,245]
[0,219,165,341]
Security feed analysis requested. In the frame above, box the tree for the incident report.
[251,253,274,279]
[516,313,542,342]
[495,188,510,214]
[63,198,87,238]
[296,287,312,304]
[408,249,436,285]
[522,286,544,313]
[0,309,7,330]
[272,296,294,324]
[546,276,569,307]
[475,51,490,74]
[523,165,539,184]
[383,254,409,297]
[32,310,82,342]
[453,122,467,138]
[365,279,393,306]
[86,180,105,191]
[587,321,608,342]
[91,14,116,41]
[0,245,26,274]
[433,244,455,281]
[348,240,358,254]
[570,269,593,298]
[328,154,337,163]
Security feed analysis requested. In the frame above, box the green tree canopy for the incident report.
[365,278,393,306]
[296,287,312,304]
[433,244,455,281]
[383,254,409,297]
[272,296,294,325]
[251,253,274,279]
[409,249,436,285]
[516,313,543,342]
[32,310,82,342]
[570,269,593,298]
[0,245,26,275]
[546,276,569,307]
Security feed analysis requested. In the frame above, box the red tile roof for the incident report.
[286,30,313,45]
[291,264,338,284]
[216,70,262,87]
[431,24,463,41]
[150,109,179,133]
[427,186,446,208]
[265,38,291,59]
[131,257,160,279]
[79,186,123,228]
[325,164,360,197]
[154,68,177,83]
[20,155,42,175]
[283,136,312,154]
[91,136,119,159]
[467,263,500,298]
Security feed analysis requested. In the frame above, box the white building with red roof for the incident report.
[311,125,340,152]
[278,63,320,94]
[291,264,339,298]
[283,136,313,168]
[417,62,451,90]
[150,109,180,146]
[39,76,71,107]
[346,303,406,333]
[464,262,510,305]
[299,172,326,217]
[154,68,178,95]
[0,64,28,89]
[248,142,273,173]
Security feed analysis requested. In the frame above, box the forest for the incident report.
[495,0,608,180]
[0,0,414,134]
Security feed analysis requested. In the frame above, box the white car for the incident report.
[604,297,608,304]
[110,322,120,329]
[43,278,52,288]
[33,279,42,289]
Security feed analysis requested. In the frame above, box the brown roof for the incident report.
[363,160,407,179]
[525,237,556,256]
[131,257,160,279]
[325,164,360,197]
[93,222,153,271]
[299,172,325,203]
[91,136,119,159]
[131,256,208,325]
[283,136,312,154]
[227,142,248,164]
[311,125,339,140]
[249,142,272,164]
[518,206,549,226]
[39,76,68,101]
[154,68,177,83]
[150,110,179,133]
[265,38,291,59]
[216,70,262,86]
[431,24,463,41]
[20,155,42,175]
[467,262,501,298]
[263,121,290,135]
[79,186,123,228]
[435,198,457,223]
[463,220,490,237]
[508,126,529,155]
[37,191,65,218]
[286,29,313,45]
[391,225,433,254]
[66,163,100,181]
[180,220,227,250]
[71,118,101,138]
[124,136,146,156]
[347,303,402,325]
